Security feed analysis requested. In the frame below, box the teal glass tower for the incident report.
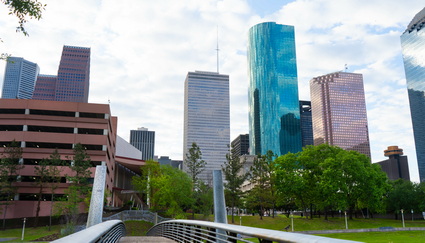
[401,7,425,182]
[248,22,302,156]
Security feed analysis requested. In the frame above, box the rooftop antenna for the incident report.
[216,26,220,73]
[344,64,348,72]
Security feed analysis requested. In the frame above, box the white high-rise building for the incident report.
[1,57,39,99]
[183,71,230,182]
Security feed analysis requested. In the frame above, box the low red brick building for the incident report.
[0,99,118,219]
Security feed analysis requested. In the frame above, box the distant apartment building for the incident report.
[299,100,313,147]
[1,57,39,99]
[376,146,410,181]
[310,71,371,158]
[231,134,249,157]
[183,71,230,182]
[130,127,155,160]
[0,99,117,219]
[157,156,182,169]
[32,45,91,102]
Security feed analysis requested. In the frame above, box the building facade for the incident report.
[1,57,39,99]
[231,134,249,157]
[183,71,230,182]
[299,100,313,148]
[130,127,155,160]
[400,7,425,182]
[376,146,410,181]
[32,45,90,102]
[248,22,302,156]
[0,99,117,219]
[310,72,371,158]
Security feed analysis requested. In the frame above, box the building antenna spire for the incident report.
[216,26,220,73]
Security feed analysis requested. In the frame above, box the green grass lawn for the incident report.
[124,220,153,236]
[229,214,425,231]
[1,215,424,242]
[316,230,425,243]
[0,225,61,242]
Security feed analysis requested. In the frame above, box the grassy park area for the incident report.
[0,215,424,242]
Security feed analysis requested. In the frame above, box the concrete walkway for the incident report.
[119,236,176,242]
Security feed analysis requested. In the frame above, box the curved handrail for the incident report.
[147,219,361,243]
[52,220,126,243]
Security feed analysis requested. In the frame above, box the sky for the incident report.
[0,0,424,181]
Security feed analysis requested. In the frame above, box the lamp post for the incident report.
[21,218,26,241]
[290,211,294,232]
[401,209,405,228]
[344,211,348,229]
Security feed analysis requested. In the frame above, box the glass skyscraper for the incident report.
[248,22,302,156]
[32,45,90,102]
[310,72,371,158]
[400,7,425,182]
[130,127,155,160]
[183,71,230,182]
[1,57,39,99]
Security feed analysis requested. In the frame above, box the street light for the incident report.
[401,209,405,228]
[290,211,294,232]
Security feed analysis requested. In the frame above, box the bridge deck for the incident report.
[119,236,176,242]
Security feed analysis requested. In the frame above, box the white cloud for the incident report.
[0,0,423,181]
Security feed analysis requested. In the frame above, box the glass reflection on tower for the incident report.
[401,7,425,182]
[248,22,302,156]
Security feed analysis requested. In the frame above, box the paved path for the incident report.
[297,227,425,234]
[119,236,176,242]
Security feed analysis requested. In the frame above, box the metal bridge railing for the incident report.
[147,219,361,243]
[51,220,126,243]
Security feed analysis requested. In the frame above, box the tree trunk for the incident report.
[35,184,43,227]
[310,204,313,219]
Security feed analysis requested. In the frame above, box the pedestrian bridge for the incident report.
[52,219,360,243]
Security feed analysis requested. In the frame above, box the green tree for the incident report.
[275,144,389,220]
[55,143,92,230]
[184,142,205,185]
[249,151,277,219]
[222,146,248,223]
[2,0,45,36]
[33,149,63,229]
[0,140,23,230]
[184,142,206,217]
[386,179,421,219]
[133,161,192,218]
[2,0,46,60]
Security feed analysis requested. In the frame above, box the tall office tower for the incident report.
[231,134,250,157]
[32,45,90,102]
[248,22,302,156]
[310,71,371,158]
[400,7,425,182]
[299,100,313,147]
[1,57,39,99]
[130,127,155,160]
[183,71,230,182]
[56,46,90,102]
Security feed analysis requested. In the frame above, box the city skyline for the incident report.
[0,0,423,181]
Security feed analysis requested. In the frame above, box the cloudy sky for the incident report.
[1,0,424,181]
